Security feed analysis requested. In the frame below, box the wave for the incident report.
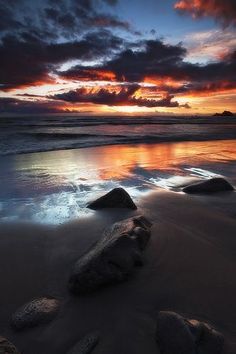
[1,115,236,129]
[21,132,127,140]
[1,115,236,156]
[1,133,236,156]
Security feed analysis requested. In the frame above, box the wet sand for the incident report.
[1,139,236,224]
[0,189,236,353]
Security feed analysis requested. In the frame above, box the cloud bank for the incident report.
[0,0,236,113]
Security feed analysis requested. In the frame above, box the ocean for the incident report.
[0,115,236,224]
[1,115,236,156]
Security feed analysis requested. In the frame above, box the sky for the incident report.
[0,0,236,115]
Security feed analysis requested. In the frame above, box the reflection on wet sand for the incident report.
[0,140,235,224]
[15,140,236,181]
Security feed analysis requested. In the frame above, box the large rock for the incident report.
[183,177,234,194]
[214,111,234,117]
[0,337,20,354]
[67,331,99,354]
[69,215,152,294]
[11,297,60,330]
[87,187,137,210]
[188,319,224,354]
[156,311,224,354]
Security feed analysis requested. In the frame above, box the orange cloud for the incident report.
[175,0,236,26]
[182,81,236,97]
[144,76,185,89]
[64,69,117,82]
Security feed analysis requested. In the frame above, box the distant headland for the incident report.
[213,110,235,117]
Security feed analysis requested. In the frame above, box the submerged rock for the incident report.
[183,177,234,194]
[11,296,60,330]
[156,311,224,354]
[87,187,137,210]
[69,215,152,294]
[0,337,20,354]
[67,331,99,354]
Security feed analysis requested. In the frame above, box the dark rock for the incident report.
[69,215,152,294]
[187,319,224,354]
[87,187,137,210]
[11,296,60,330]
[156,311,224,354]
[183,177,234,194]
[0,337,20,354]
[156,312,195,354]
[67,331,99,354]
[214,111,234,117]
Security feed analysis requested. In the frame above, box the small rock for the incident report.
[69,215,152,294]
[67,332,99,354]
[11,296,60,330]
[156,311,224,354]
[0,336,20,354]
[87,187,137,210]
[183,177,234,194]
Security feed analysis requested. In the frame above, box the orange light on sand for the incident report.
[97,140,236,180]
[99,144,174,179]
[15,140,236,190]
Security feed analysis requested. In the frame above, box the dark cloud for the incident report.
[87,15,130,30]
[60,39,187,82]
[174,0,236,27]
[43,2,130,35]
[103,0,118,5]
[174,49,236,83]
[0,0,130,39]
[172,78,236,95]
[0,30,124,90]
[0,0,128,91]
[59,39,236,96]
[0,97,63,114]
[49,84,187,108]
[0,1,23,32]
[106,40,187,82]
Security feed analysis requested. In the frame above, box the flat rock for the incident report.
[11,297,60,330]
[0,337,20,354]
[67,332,99,354]
[69,215,152,294]
[156,311,224,354]
[87,187,137,210]
[183,177,234,194]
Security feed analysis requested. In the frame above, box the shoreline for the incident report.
[0,189,236,353]
[0,139,235,225]
[1,136,236,158]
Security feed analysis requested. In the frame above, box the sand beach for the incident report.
[0,186,235,353]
